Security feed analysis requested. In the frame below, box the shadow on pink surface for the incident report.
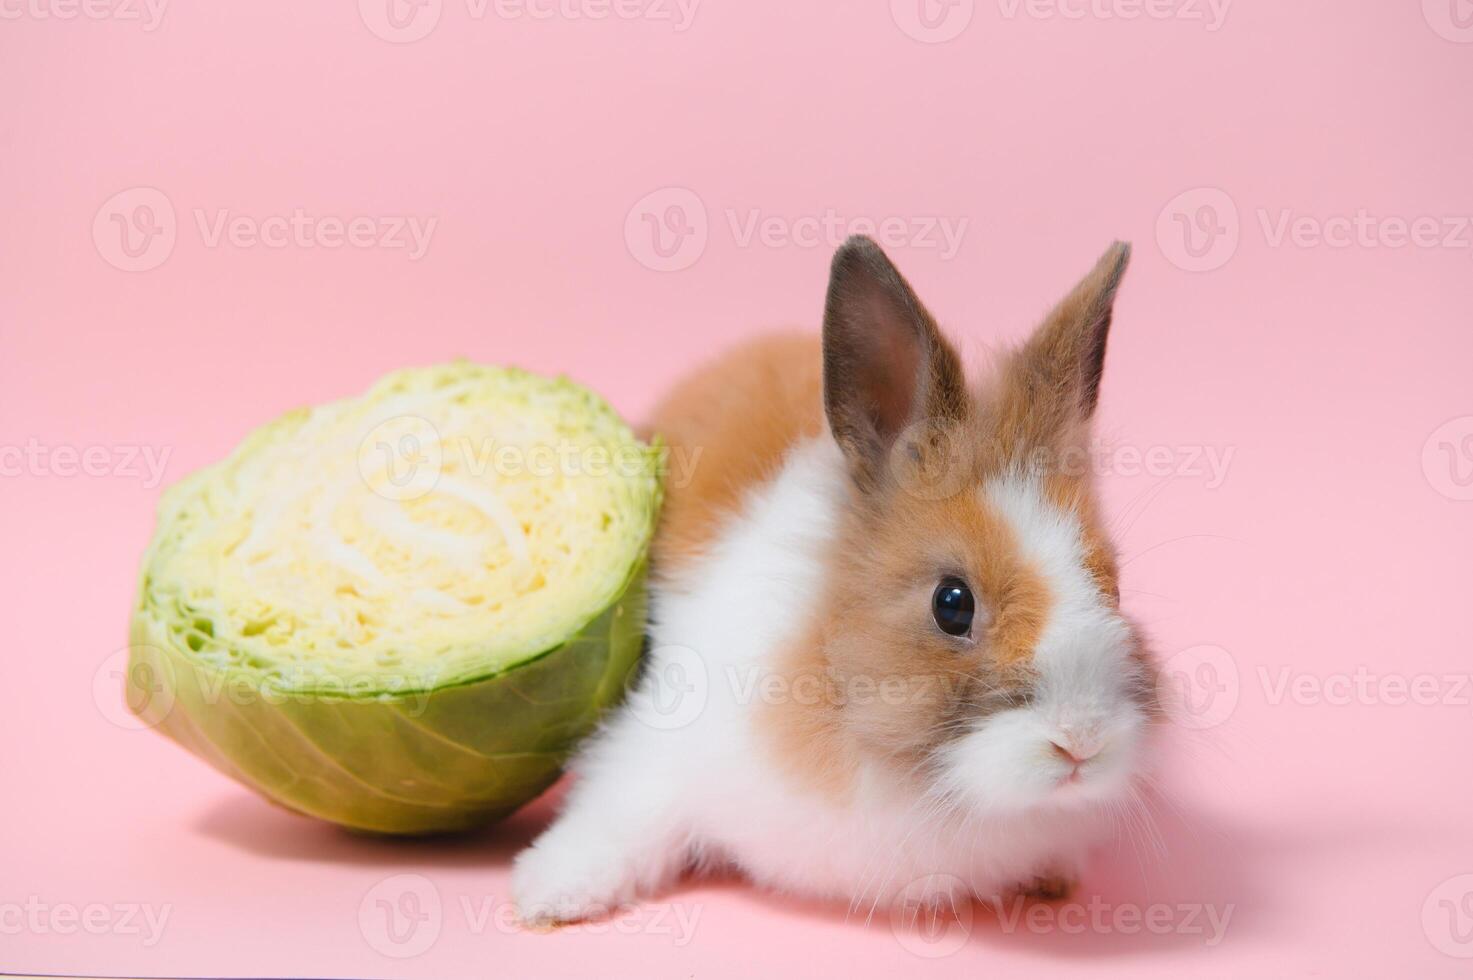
[681,803,1276,958]
[192,780,569,870]
[186,777,1360,958]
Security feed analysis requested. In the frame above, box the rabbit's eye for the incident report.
[931,577,975,637]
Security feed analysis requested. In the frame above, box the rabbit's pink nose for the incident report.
[1049,740,1099,766]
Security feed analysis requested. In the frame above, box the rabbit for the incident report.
[513,235,1160,924]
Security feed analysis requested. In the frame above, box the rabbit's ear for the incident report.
[1013,242,1131,425]
[978,243,1130,470]
[822,236,966,489]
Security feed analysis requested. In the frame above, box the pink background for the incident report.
[3,1,1472,977]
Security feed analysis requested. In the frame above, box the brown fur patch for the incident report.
[952,491,1052,667]
[646,334,825,579]
[759,621,862,801]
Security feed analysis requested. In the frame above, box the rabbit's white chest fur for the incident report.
[513,437,1106,919]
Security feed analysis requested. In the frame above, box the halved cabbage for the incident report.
[128,363,661,834]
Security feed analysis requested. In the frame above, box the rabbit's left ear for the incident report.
[1015,242,1131,423]
[822,235,967,490]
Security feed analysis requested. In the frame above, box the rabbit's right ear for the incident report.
[822,236,966,490]
[1016,242,1131,424]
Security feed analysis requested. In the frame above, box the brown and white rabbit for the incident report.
[514,235,1159,922]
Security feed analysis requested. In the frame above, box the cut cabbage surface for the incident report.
[128,363,660,833]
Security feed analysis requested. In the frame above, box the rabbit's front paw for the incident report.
[512,835,638,926]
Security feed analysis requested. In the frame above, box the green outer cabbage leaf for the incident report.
[128,558,648,835]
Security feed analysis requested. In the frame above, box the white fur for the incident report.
[513,442,1146,922]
